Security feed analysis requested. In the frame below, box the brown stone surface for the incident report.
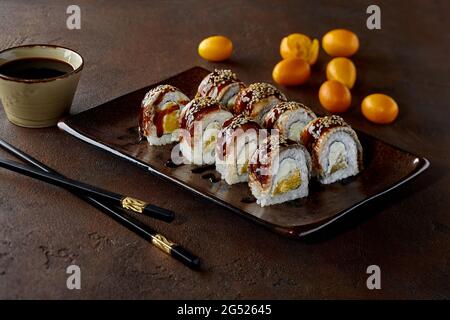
[0,0,449,299]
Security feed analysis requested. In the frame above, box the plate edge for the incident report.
[298,157,430,237]
[57,121,431,239]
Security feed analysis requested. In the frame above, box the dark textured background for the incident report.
[0,0,448,299]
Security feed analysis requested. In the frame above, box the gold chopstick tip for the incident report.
[121,196,148,213]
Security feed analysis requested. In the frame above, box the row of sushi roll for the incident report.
[138,69,363,206]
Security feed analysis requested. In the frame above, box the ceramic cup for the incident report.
[0,44,84,128]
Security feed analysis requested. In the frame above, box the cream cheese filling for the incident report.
[327,141,348,174]
[203,122,221,154]
[287,121,306,141]
[272,158,302,195]
[236,142,257,175]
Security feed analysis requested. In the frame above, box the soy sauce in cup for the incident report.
[0,44,84,128]
[0,57,74,80]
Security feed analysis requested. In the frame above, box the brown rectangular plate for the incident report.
[58,67,429,238]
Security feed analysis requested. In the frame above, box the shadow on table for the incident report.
[301,161,441,244]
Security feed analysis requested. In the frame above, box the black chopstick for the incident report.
[0,157,174,223]
[0,138,200,270]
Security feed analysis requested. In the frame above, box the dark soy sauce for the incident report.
[241,196,256,204]
[165,159,183,168]
[0,57,74,80]
[127,126,140,135]
[191,164,215,174]
[124,126,143,143]
[201,173,220,183]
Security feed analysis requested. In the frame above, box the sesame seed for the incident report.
[265,101,315,124]
[308,115,348,139]
[208,69,238,86]
[184,97,221,128]
[143,84,178,104]
[239,83,287,112]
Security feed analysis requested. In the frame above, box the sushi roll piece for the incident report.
[179,97,233,165]
[248,135,312,207]
[234,83,287,124]
[301,115,363,184]
[196,69,245,112]
[215,114,261,184]
[263,101,317,143]
[139,85,189,145]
